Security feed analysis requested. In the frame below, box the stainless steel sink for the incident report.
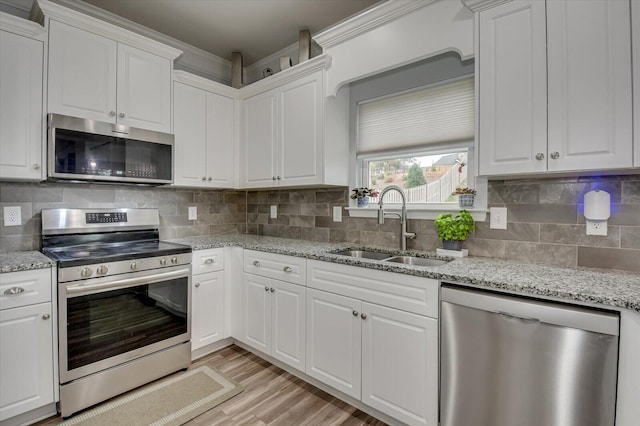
[384,256,450,267]
[332,250,394,260]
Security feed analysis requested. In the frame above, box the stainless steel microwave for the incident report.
[47,114,174,185]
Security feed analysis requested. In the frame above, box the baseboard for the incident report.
[0,402,57,426]
[191,338,234,362]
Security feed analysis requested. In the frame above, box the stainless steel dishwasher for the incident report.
[440,285,619,426]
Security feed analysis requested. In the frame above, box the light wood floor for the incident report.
[35,345,387,426]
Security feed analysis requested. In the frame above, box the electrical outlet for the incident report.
[188,206,197,221]
[586,220,607,236]
[489,207,507,230]
[333,206,342,222]
[270,205,278,219]
[3,206,22,226]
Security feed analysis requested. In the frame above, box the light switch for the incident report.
[270,205,278,219]
[333,206,342,222]
[188,206,197,220]
[490,207,507,230]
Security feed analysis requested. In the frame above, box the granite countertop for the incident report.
[0,251,56,273]
[172,234,640,313]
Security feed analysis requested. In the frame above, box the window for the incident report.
[353,76,486,219]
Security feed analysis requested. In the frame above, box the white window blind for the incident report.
[357,77,475,158]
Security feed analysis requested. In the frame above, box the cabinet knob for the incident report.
[204,258,214,265]
[3,287,25,295]
[32,163,40,170]
[352,310,359,317]
[42,314,50,320]
[253,260,260,267]
[202,176,207,181]
[109,111,116,116]
[283,266,292,273]
[550,151,560,160]
[119,112,125,118]
[270,287,275,293]
[265,286,270,291]
[535,153,545,161]
[272,176,277,180]
[208,177,212,181]
[360,313,367,320]
[277,176,281,180]
[195,283,200,288]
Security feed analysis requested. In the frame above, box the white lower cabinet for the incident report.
[0,268,55,422]
[191,249,226,352]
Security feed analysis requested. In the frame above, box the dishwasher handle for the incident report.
[441,285,619,336]
[496,311,540,323]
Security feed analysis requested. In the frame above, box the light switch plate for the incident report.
[333,206,342,222]
[3,206,21,226]
[270,205,278,219]
[188,206,197,221]
[489,207,507,230]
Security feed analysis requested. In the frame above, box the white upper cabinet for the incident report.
[173,73,237,188]
[631,0,640,167]
[239,56,349,189]
[475,0,634,176]
[0,14,45,181]
[48,20,172,133]
[546,0,632,171]
[477,0,547,175]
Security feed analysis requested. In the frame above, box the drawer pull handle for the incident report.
[283,266,292,273]
[204,258,214,265]
[42,314,50,320]
[253,260,260,267]
[195,283,200,288]
[352,310,359,317]
[360,313,367,320]
[4,287,25,295]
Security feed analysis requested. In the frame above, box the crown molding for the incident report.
[0,10,45,39]
[314,0,435,49]
[36,0,182,59]
[239,54,330,98]
[460,0,513,12]
[173,70,238,99]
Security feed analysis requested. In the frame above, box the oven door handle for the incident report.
[65,268,190,295]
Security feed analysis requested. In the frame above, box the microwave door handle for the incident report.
[65,268,190,295]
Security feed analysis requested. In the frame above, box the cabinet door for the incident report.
[173,82,208,187]
[117,43,172,133]
[278,71,322,185]
[306,289,361,399]
[634,0,640,168]
[361,303,438,426]
[547,0,633,171]
[478,0,547,175]
[0,303,54,421]
[242,273,271,353]
[207,92,236,187]
[48,20,117,123]
[191,271,224,351]
[243,91,277,187]
[0,31,43,181]
[271,280,305,371]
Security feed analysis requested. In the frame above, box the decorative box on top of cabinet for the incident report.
[39,0,181,133]
[239,55,350,188]
[173,71,238,188]
[0,268,56,423]
[472,0,633,176]
[0,12,45,181]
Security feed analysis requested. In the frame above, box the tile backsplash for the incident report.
[1,174,639,272]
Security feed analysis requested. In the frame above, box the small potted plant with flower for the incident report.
[452,187,476,207]
[350,187,379,207]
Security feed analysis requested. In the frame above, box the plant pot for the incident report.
[442,240,463,251]
[356,196,369,207]
[458,194,475,207]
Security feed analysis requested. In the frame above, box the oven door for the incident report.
[58,265,191,384]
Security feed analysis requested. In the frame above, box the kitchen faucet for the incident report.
[377,185,416,251]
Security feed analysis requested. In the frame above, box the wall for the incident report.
[1,174,639,273]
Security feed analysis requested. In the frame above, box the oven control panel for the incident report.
[86,212,128,224]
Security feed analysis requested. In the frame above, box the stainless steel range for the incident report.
[41,208,192,418]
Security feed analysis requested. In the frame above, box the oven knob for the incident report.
[171,256,178,264]
[80,267,93,278]
[96,265,109,275]
[160,258,167,266]
[130,261,138,270]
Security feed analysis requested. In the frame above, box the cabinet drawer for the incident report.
[192,248,224,274]
[307,260,438,318]
[244,250,306,285]
[0,269,52,311]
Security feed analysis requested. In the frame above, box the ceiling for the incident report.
[77,0,382,65]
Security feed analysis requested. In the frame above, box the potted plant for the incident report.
[434,210,475,250]
[350,187,379,207]
[452,187,476,207]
